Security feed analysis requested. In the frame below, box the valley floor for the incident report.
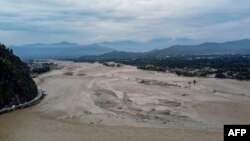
[1,61,250,141]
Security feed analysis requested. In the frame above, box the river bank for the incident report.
[0,89,45,115]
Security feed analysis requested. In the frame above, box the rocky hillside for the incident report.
[0,43,38,109]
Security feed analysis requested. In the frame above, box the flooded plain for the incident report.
[1,61,250,141]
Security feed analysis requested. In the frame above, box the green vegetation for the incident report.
[28,60,60,75]
[102,62,122,67]
[77,54,250,81]
[64,72,73,76]
[76,39,250,81]
[77,73,86,76]
[0,43,38,109]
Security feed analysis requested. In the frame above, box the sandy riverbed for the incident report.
[1,61,250,141]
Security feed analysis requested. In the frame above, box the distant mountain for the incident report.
[80,39,250,60]
[0,43,38,109]
[99,38,200,52]
[80,51,142,60]
[10,42,114,59]
[146,39,250,57]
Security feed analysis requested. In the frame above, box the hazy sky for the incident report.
[0,0,250,45]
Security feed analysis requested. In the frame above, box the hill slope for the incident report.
[0,43,38,109]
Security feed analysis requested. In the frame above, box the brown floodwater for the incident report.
[1,61,234,141]
[0,106,222,141]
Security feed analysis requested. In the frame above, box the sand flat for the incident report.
[1,60,250,141]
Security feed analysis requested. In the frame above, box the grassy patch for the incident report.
[64,72,73,76]
[77,73,86,76]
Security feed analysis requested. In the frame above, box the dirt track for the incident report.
[1,61,250,141]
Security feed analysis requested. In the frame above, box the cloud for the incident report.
[0,0,250,45]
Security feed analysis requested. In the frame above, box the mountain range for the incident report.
[9,39,250,60]
[80,39,250,60]
[9,38,200,59]
[99,38,200,52]
[10,42,114,59]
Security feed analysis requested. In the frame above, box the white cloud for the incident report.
[0,0,250,45]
